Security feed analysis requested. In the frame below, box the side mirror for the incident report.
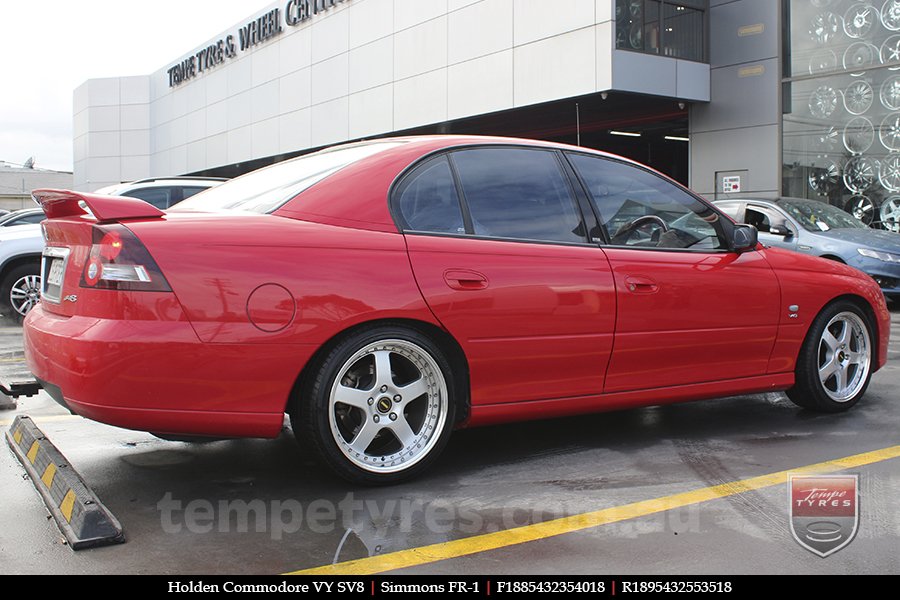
[769,224,792,237]
[732,224,758,252]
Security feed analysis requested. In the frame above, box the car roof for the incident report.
[272,135,684,233]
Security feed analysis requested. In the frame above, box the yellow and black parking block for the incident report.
[5,415,124,550]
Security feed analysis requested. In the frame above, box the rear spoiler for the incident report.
[31,189,165,222]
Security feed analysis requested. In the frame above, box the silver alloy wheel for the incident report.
[880,195,900,230]
[817,312,871,402]
[328,339,448,474]
[9,274,41,316]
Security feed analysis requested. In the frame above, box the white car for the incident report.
[0,223,44,318]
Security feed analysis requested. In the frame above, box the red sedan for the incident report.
[25,136,889,484]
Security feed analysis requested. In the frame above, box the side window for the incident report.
[745,206,785,233]
[396,157,466,235]
[180,186,209,201]
[568,153,725,250]
[16,213,45,225]
[451,148,586,243]
[124,188,172,209]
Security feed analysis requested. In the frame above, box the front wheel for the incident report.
[292,326,457,485]
[787,301,874,412]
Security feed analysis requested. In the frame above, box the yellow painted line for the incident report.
[41,463,57,488]
[289,444,900,576]
[26,440,40,465]
[0,415,80,428]
[0,357,26,363]
[59,489,76,523]
[12,426,22,445]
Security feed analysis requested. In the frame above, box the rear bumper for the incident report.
[24,306,316,438]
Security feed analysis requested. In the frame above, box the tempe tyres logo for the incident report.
[789,475,859,558]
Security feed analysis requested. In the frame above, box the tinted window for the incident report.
[125,188,172,208]
[180,186,210,201]
[451,148,585,243]
[396,157,465,234]
[3,213,44,226]
[569,153,725,250]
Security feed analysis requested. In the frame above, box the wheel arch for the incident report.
[287,318,471,424]
[819,254,845,263]
[814,293,881,367]
[0,253,42,280]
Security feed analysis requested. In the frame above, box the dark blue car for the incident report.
[715,197,900,299]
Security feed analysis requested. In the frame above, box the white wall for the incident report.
[75,0,708,191]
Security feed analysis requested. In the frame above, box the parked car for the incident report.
[0,178,225,319]
[0,223,44,318]
[715,197,900,299]
[94,176,226,209]
[0,208,45,227]
[25,136,889,484]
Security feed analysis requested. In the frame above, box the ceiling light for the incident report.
[609,130,641,137]
[665,135,690,142]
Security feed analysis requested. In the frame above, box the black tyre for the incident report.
[292,325,457,485]
[0,263,41,319]
[787,301,874,412]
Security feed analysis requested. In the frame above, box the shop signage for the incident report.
[167,0,349,88]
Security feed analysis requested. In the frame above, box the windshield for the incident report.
[779,199,866,232]
[172,141,404,213]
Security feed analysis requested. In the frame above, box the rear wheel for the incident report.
[1,264,41,319]
[787,301,873,412]
[292,326,457,485]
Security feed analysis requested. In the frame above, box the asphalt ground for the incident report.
[1,311,899,575]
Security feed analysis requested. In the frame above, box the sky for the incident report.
[0,0,272,172]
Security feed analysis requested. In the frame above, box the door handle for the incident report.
[624,275,659,294]
[444,269,489,291]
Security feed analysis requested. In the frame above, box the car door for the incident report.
[745,203,802,252]
[567,153,781,393]
[397,147,617,407]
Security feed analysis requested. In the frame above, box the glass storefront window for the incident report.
[615,0,708,62]
[783,0,900,231]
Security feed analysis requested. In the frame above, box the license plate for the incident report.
[47,259,65,287]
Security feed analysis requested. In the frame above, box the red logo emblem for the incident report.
[789,474,859,557]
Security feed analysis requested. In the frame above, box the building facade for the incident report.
[79,1,869,227]
[0,162,72,210]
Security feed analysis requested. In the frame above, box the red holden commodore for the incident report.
[25,136,890,484]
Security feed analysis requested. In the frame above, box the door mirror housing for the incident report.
[731,224,758,252]
[768,224,792,237]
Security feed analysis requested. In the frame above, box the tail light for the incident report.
[80,224,171,292]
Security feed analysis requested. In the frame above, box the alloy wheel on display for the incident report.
[846,194,878,224]
[844,80,874,114]
[883,0,900,30]
[9,275,41,317]
[843,155,878,192]
[810,12,842,44]
[843,42,879,73]
[844,4,877,38]
[809,158,842,192]
[880,76,900,109]
[880,112,900,150]
[879,195,900,230]
[809,85,840,118]
[843,116,875,153]
[809,50,838,75]
[881,34,900,66]
[328,339,448,474]
[817,312,871,403]
[879,154,900,190]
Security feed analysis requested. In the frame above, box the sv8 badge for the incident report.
[63,295,78,303]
